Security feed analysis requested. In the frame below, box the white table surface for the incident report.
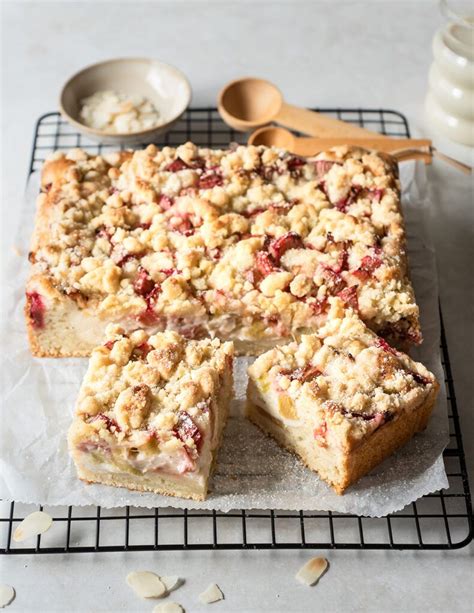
[1,1,473,612]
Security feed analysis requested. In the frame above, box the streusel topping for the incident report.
[248,298,436,446]
[30,144,420,345]
[74,325,233,458]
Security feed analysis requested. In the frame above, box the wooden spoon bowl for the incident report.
[218,77,376,138]
[218,78,283,131]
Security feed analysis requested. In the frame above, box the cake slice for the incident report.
[246,299,439,494]
[68,326,234,500]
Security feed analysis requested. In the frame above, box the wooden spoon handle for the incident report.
[432,148,472,174]
[289,136,433,157]
[391,149,433,164]
[275,103,378,139]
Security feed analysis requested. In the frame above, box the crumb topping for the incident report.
[30,144,420,345]
[248,298,436,445]
[74,325,233,463]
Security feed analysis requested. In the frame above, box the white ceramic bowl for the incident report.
[60,58,192,145]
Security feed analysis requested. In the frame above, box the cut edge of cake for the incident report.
[245,299,439,494]
[245,387,437,495]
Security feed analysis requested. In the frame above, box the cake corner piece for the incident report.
[246,298,439,494]
[68,325,234,501]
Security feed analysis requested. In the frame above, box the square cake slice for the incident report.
[68,326,234,500]
[246,299,439,494]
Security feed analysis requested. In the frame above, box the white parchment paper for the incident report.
[0,161,448,516]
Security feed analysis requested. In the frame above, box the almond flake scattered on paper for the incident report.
[161,576,183,593]
[13,511,52,542]
[295,557,329,586]
[0,585,15,609]
[199,583,224,604]
[153,603,184,613]
[126,571,166,599]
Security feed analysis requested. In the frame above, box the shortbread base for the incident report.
[75,465,209,501]
[245,385,438,494]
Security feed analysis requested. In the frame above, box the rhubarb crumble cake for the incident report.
[246,299,439,494]
[67,327,234,500]
[26,143,420,357]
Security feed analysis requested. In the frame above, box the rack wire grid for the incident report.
[1,108,471,554]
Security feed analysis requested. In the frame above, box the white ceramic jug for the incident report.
[425,0,474,146]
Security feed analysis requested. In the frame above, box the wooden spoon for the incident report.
[248,126,472,173]
[218,77,377,138]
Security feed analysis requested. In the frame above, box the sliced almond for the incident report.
[199,583,224,604]
[126,571,166,599]
[161,576,183,593]
[13,511,53,542]
[152,603,184,613]
[295,557,328,586]
[0,585,15,608]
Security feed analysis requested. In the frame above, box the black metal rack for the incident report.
[1,109,471,554]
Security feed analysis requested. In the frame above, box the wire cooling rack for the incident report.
[1,109,472,554]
